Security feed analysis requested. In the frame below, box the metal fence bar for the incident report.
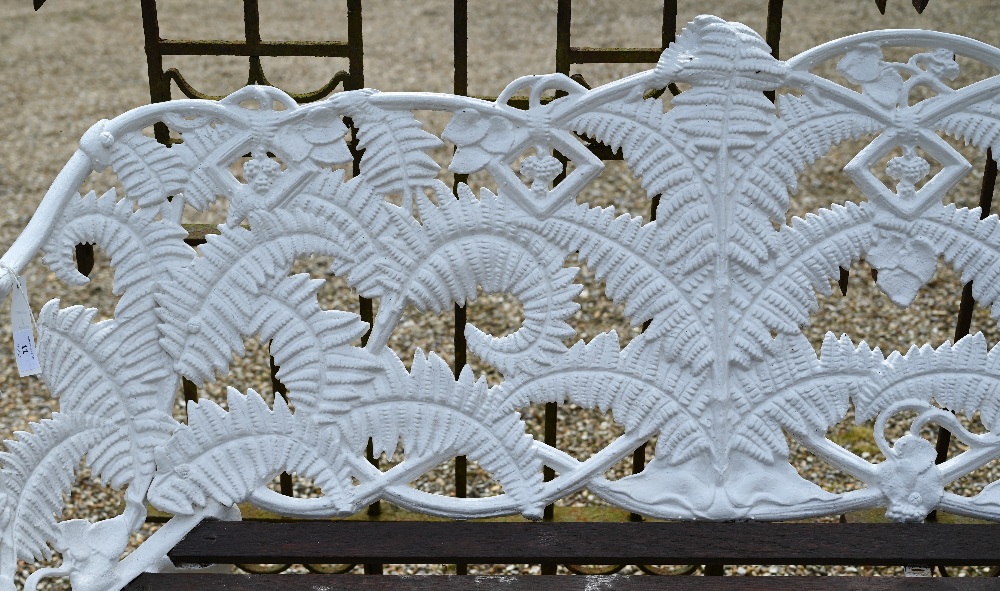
[453,0,470,577]
[140,0,171,144]
[156,40,351,57]
[346,0,364,92]
[144,0,357,103]
[766,0,784,59]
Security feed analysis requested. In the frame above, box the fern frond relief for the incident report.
[37,302,174,418]
[252,273,380,418]
[536,202,714,371]
[914,204,1000,319]
[931,335,1000,431]
[567,17,796,389]
[733,334,875,462]
[331,353,544,517]
[464,264,580,376]
[938,102,1000,155]
[348,101,443,205]
[156,210,352,384]
[500,331,705,444]
[38,303,120,418]
[171,116,248,211]
[37,302,177,487]
[855,334,1000,426]
[288,172,400,299]
[658,16,786,92]
[149,389,352,515]
[109,130,187,209]
[658,85,781,284]
[0,414,109,561]
[569,94,690,202]
[748,93,882,218]
[733,202,876,354]
[370,187,580,375]
[40,189,195,320]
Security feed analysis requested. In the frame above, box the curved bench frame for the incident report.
[4,15,1000,589]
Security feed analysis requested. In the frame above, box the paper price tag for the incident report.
[9,274,40,377]
[13,328,39,376]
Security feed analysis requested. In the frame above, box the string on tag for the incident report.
[1,263,40,377]
[0,263,37,329]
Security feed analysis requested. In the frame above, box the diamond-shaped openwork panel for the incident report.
[845,130,971,220]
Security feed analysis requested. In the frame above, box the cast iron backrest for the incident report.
[5,14,1000,590]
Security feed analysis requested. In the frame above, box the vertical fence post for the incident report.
[452,0,470,577]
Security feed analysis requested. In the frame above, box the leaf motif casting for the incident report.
[149,389,353,515]
[9,15,1000,587]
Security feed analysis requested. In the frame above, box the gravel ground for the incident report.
[3,0,1000,585]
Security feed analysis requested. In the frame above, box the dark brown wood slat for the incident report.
[168,522,1000,566]
[124,574,1000,591]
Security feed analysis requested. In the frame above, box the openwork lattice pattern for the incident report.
[5,15,1000,589]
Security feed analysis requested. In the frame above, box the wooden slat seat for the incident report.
[166,521,1000,567]
[115,520,1000,589]
[125,574,1000,591]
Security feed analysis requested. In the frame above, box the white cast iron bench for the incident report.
[3,15,1000,590]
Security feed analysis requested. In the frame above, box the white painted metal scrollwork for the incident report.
[6,15,1000,589]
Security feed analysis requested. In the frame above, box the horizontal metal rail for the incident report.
[156,39,350,57]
